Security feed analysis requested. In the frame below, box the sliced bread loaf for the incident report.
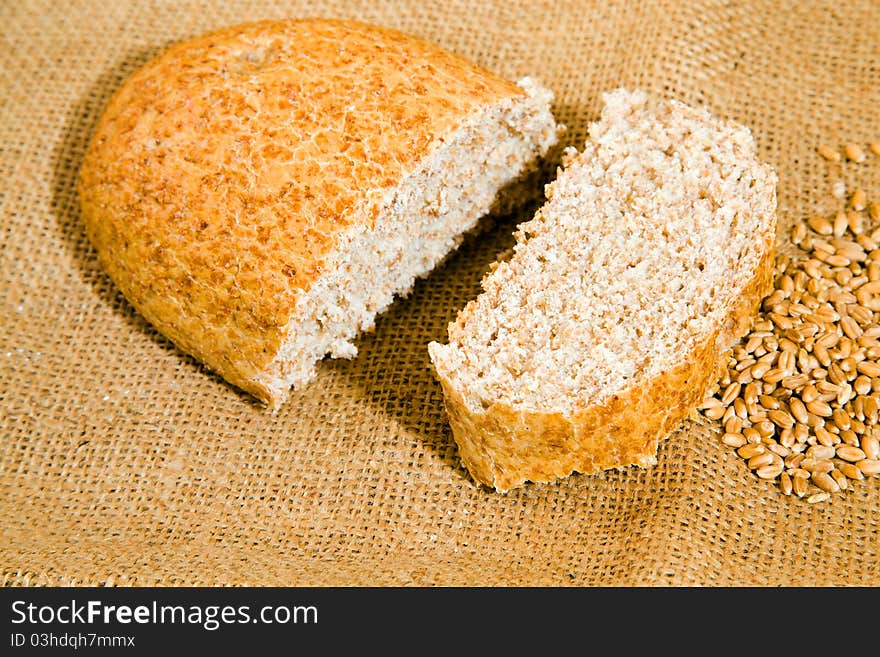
[429,88,778,491]
[79,18,560,408]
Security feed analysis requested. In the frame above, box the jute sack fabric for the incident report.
[1,0,877,586]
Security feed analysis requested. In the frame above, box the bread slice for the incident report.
[428,88,778,492]
[78,18,560,408]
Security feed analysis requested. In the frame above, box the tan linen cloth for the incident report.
[1,0,877,586]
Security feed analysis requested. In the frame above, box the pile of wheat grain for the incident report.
[700,141,880,503]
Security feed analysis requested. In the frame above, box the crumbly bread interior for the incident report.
[259,79,559,400]
[429,88,778,415]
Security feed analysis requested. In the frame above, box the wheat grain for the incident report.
[817,145,841,161]
[812,471,840,493]
[836,444,867,462]
[850,189,867,212]
[844,143,866,162]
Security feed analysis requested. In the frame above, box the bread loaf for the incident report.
[429,88,778,492]
[79,18,560,407]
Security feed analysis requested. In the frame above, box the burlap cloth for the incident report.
[2,0,878,587]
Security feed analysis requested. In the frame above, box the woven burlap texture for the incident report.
[2,0,878,586]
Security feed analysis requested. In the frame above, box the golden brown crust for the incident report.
[435,220,777,492]
[78,18,525,403]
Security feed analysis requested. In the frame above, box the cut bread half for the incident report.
[429,88,778,492]
[78,18,560,408]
